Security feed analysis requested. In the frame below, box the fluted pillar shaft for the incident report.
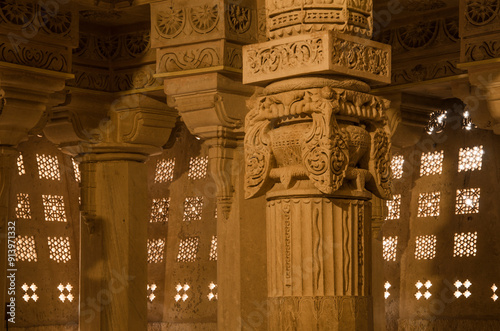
[266,195,372,330]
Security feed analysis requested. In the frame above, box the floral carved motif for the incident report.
[189,4,219,34]
[224,45,243,70]
[0,0,72,37]
[0,42,68,72]
[331,39,390,77]
[156,8,185,38]
[247,39,324,75]
[465,40,500,62]
[155,4,221,39]
[73,31,151,61]
[369,129,392,199]
[227,4,251,34]
[466,0,499,26]
[0,0,35,26]
[397,21,439,49]
[392,61,465,85]
[40,8,72,35]
[159,47,220,72]
[243,33,391,85]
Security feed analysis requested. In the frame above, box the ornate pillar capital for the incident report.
[244,77,393,200]
[44,89,178,161]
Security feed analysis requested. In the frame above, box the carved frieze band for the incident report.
[156,40,243,75]
[74,31,151,62]
[70,64,161,92]
[243,32,391,85]
[374,17,465,84]
[0,0,73,38]
[0,37,69,72]
[152,2,257,46]
[266,2,373,39]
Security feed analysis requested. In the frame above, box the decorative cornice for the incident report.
[151,1,259,49]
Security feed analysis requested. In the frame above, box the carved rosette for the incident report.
[244,78,392,200]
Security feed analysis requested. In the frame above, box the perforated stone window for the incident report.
[455,188,480,214]
[150,198,170,223]
[177,237,200,262]
[415,280,432,300]
[453,232,477,257]
[154,158,175,183]
[22,283,38,302]
[36,154,61,180]
[209,235,218,261]
[454,279,472,298]
[458,146,483,172]
[57,283,74,302]
[492,284,498,302]
[383,236,398,262]
[188,156,209,180]
[42,195,67,222]
[147,238,165,263]
[48,237,72,263]
[183,197,203,222]
[386,194,401,220]
[417,192,440,217]
[15,235,37,262]
[208,282,218,301]
[17,153,25,175]
[384,282,391,299]
[420,151,444,176]
[174,283,190,302]
[415,235,437,260]
[147,284,157,302]
[16,193,31,219]
[72,158,81,183]
[391,155,404,179]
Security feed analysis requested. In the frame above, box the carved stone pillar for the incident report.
[163,72,268,331]
[242,0,392,329]
[151,0,269,328]
[0,63,70,330]
[44,90,177,331]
